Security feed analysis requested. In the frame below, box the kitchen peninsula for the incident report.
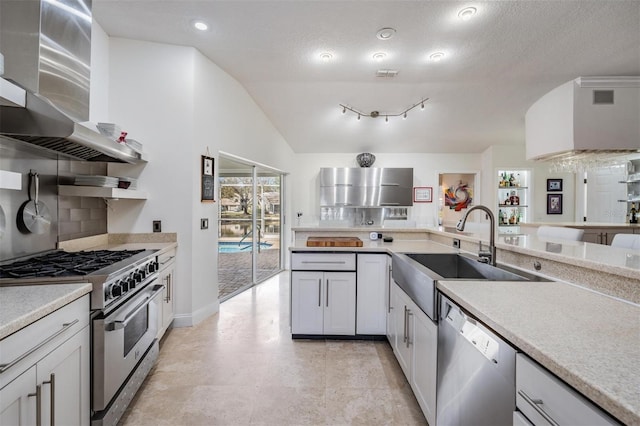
[290,226,640,424]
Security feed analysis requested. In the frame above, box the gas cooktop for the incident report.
[0,249,146,279]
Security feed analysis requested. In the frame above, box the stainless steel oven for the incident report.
[92,281,163,413]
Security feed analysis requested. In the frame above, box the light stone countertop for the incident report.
[0,283,92,340]
[58,233,177,255]
[289,238,457,255]
[437,280,640,426]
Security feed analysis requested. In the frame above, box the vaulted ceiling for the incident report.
[94,1,640,154]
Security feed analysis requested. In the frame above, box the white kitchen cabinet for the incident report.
[0,295,90,426]
[410,303,437,426]
[389,281,437,426]
[291,271,356,336]
[37,326,90,426]
[0,366,36,425]
[157,248,177,339]
[516,353,620,425]
[390,283,412,377]
[356,254,389,335]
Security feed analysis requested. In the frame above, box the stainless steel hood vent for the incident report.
[0,0,143,163]
[0,87,142,163]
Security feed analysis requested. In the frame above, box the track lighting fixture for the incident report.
[339,98,428,121]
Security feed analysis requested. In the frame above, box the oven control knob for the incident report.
[148,262,157,273]
[128,278,136,289]
[111,284,122,298]
[120,279,129,293]
[140,270,147,279]
[134,272,142,282]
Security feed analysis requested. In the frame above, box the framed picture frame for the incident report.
[547,194,562,214]
[201,155,215,202]
[414,186,433,203]
[547,178,563,192]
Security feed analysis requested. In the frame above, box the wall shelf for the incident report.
[58,185,148,200]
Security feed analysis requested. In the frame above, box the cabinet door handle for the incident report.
[406,311,413,348]
[0,320,78,373]
[42,373,55,426]
[387,266,392,313]
[403,306,408,343]
[518,390,559,426]
[318,279,321,307]
[326,279,329,307]
[28,384,42,426]
[165,274,172,302]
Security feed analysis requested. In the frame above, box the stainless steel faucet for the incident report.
[456,205,496,266]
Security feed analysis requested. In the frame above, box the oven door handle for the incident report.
[105,284,164,332]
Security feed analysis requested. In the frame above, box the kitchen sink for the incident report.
[391,252,548,321]
[404,253,529,281]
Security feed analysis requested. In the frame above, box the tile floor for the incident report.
[119,272,427,425]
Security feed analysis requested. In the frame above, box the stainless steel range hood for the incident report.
[0,0,143,163]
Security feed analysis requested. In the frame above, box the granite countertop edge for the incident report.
[0,283,92,340]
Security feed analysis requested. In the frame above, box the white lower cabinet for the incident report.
[389,282,437,426]
[356,254,390,335]
[0,295,90,426]
[157,248,177,339]
[516,353,620,425]
[291,271,356,335]
[0,366,37,425]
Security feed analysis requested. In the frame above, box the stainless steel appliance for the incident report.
[0,248,162,426]
[436,295,516,426]
[0,0,143,163]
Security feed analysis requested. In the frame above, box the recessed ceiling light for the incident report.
[376,27,397,40]
[319,52,333,62]
[429,52,445,62]
[458,7,477,21]
[192,20,208,31]
[372,52,387,62]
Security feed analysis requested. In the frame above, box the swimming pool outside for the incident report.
[218,241,273,253]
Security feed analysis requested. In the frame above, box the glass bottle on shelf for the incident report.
[509,190,520,206]
[630,202,638,224]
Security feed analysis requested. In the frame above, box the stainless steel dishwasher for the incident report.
[436,295,516,426]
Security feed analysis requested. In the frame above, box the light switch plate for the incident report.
[152,221,161,233]
[200,218,209,229]
[453,238,460,248]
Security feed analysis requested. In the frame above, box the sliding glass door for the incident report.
[218,155,283,300]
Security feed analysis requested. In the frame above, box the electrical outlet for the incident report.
[453,238,460,248]
[153,221,161,233]
[200,218,209,229]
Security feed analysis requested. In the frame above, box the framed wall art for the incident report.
[547,194,562,214]
[547,178,563,192]
[201,155,215,202]
[414,186,433,203]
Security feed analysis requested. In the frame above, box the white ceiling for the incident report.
[93,1,640,154]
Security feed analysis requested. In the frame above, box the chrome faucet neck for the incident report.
[457,205,496,266]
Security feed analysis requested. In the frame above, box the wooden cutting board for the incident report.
[306,237,363,247]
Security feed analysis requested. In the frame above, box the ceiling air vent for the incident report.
[593,90,614,104]
[376,69,399,78]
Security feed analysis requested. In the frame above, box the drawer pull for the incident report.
[301,261,346,264]
[518,390,559,426]
[28,385,42,426]
[0,320,79,374]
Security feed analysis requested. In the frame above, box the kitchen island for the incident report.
[290,226,640,424]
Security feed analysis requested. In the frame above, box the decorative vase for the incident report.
[356,153,376,167]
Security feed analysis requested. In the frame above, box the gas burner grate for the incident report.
[0,249,146,279]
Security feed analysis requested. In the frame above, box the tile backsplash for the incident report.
[58,160,108,242]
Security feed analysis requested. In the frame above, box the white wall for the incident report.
[102,38,294,326]
[89,21,110,122]
[291,152,481,228]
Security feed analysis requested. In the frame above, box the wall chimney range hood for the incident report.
[525,76,640,161]
[0,0,143,163]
